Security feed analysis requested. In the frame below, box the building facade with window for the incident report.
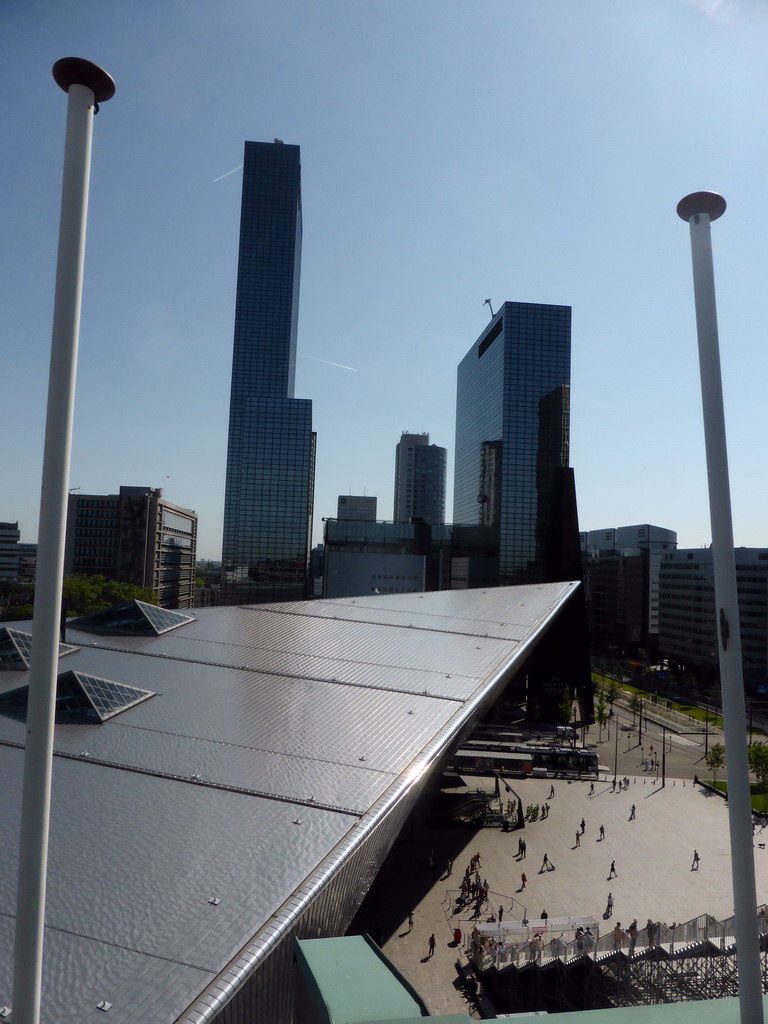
[0,522,21,578]
[658,547,768,690]
[64,486,198,609]
[221,140,315,604]
[452,302,592,712]
[454,301,574,586]
[337,495,377,521]
[581,524,677,658]
[393,433,446,525]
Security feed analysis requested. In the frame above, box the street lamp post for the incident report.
[678,191,763,1024]
[12,58,114,1024]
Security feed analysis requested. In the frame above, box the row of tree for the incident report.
[0,574,157,621]
[704,741,768,812]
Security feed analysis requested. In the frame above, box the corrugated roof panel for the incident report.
[0,583,580,1023]
[301,582,577,631]
[46,716,455,815]
[1,749,355,972]
[0,915,213,1024]
[68,634,484,701]
[57,673,457,778]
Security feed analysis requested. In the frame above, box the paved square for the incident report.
[367,774,768,1017]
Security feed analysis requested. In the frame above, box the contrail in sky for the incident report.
[303,354,358,372]
[213,164,243,183]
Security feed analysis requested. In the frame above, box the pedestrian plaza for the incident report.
[356,761,768,1017]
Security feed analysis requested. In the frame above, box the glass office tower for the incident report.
[454,301,572,586]
[222,141,315,604]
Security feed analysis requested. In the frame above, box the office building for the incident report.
[581,524,677,658]
[393,433,447,525]
[454,302,574,585]
[322,519,499,598]
[658,547,768,690]
[0,583,581,1022]
[0,523,21,578]
[337,495,377,521]
[64,486,198,609]
[221,140,315,604]
[453,301,591,712]
[16,544,37,580]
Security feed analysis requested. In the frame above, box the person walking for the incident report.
[608,860,617,878]
[580,817,586,834]
[589,781,595,796]
[575,831,581,848]
[599,824,605,840]
[427,933,436,957]
[447,857,453,875]
[606,893,614,916]
[691,849,700,870]
[540,853,550,872]
[521,839,527,858]
[521,872,527,890]
[407,910,414,933]
[611,778,616,793]
[549,783,555,799]
[629,804,636,821]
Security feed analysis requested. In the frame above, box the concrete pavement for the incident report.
[355,773,768,1017]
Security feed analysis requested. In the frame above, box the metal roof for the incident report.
[0,583,579,1023]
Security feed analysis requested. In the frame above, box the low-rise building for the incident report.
[64,486,198,609]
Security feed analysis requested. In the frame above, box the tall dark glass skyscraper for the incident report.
[221,141,315,604]
[454,300,592,717]
[454,301,572,585]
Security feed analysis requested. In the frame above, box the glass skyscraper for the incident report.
[454,301,572,585]
[221,141,315,604]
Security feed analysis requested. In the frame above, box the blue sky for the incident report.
[5,0,768,560]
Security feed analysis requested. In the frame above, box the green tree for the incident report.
[594,690,608,740]
[705,743,726,787]
[748,743,768,812]
[62,574,157,616]
[628,691,643,724]
[557,688,573,724]
[605,678,622,709]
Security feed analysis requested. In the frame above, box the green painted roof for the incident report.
[295,935,429,1023]
[513,996,768,1023]
[294,936,768,1024]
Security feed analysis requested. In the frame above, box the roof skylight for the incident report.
[0,628,79,670]
[0,670,155,723]
[73,600,195,637]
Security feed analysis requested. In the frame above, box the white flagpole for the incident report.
[12,58,114,1024]
[677,191,763,1024]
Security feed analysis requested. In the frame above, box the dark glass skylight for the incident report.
[73,600,195,636]
[0,669,155,723]
[0,628,78,670]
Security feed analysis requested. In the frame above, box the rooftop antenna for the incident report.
[483,298,495,319]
